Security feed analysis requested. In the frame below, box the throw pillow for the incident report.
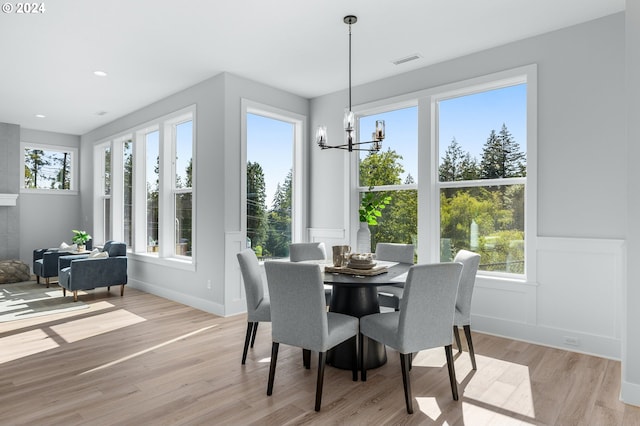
[89,249,109,259]
[60,242,78,251]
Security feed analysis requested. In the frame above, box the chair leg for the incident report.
[46,277,50,288]
[360,333,367,382]
[107,286,111,292]
[267,342,279,396]
[463,325,477,370]
[444,345,459,401]
[120,284,125,297]
[250,322,259,348]
[453,325,462,353]
[36,275,40,284]
[242,322,253,365]
[400,353,413,414]
[315,352,327,411]
[352,335,358,382]
[303,349,311,369]
[73,290,78,302]
[62,288,66,297]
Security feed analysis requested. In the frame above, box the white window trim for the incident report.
[20,142,78,194]
[350,65,538,284]
[241,99,307,247]
[93,105,196,270]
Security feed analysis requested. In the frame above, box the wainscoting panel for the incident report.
[471,237,624,360]
[224,231,246,317]
[308,228,347,249]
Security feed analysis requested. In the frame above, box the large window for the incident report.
[243,101,305,260]
[357,106,418,255]
[246,113,294,259]
[437,83,527,274]
[94,106,195,266]
[21,143,77,192]
[354,66,535,279]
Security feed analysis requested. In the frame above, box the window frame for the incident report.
[20,142,78,194]
[351,65,537,283]
[241,99,307,255]
[93,105,196,270]
[352,100,419,252]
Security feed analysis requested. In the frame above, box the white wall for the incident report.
[624,0,640,406]
[80,73,308,317]
[310,12,628,372]
[18,128,81,265]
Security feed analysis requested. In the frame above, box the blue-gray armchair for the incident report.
[32,239,93,287]
[58,242,127,302]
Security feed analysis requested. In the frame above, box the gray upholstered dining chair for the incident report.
[264,261,359,412]
[360,262,463,414]
[236,249,271,365]
[375,242,414,310]
[289,242,332,305]
[451,249,481,370]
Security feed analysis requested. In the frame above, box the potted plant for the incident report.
[357,192,391,253]
[71,229,92,252]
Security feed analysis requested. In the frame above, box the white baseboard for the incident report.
[129,278,225,316]
[621,380,640,407]
[473,314,621,360]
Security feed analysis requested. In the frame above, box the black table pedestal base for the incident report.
[327,285,387,370]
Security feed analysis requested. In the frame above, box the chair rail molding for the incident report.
[0,193,18,206]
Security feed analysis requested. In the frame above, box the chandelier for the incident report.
[316,15,385,152]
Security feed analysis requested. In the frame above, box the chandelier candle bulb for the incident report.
[376,120,385,140]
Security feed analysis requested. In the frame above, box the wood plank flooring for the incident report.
[1,286,640,425]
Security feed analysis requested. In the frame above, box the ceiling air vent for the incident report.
[392,54,422,66]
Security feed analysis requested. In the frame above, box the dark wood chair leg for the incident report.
[453,325,462,353]
[444,344,459,401]
[303,349,311,369]
[267,342,279,396]
[46,277,50,288]
[62,288,66,297]
[250,322,259,348]
[400,353,413,414]
[360,333,367,382]
[242,322,253,364]
[36,275,40,284]
[463,324,477,370]
[315,352,327,411]
[107,286,111,292]
[120,284,125,297]
[352,335,358,381]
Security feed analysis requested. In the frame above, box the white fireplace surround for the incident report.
[0,194,18,206]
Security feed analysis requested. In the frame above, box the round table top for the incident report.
[323,261,412,287]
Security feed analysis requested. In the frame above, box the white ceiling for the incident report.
[0,0,625,135]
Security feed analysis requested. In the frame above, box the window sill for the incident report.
[20,188,79,196]
[129,252,195,272]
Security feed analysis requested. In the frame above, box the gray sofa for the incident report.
[58,241,128,302]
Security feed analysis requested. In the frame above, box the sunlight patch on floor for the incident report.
[0,329,59,364]
[79,325,217,375]
[415,397,446,421]
[51,309,147,343]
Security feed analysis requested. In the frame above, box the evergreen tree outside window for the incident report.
[438,83,527,274]
[246,112,294,259]
[22,144,77,191]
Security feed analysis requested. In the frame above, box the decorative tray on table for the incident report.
[325,253,389,276]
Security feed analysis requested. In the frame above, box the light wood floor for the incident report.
[1,286,640,425]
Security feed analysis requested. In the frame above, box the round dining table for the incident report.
[323,261,412,371]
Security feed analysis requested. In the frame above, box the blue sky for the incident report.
[248,83,526,205]
[247,113,294,207]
